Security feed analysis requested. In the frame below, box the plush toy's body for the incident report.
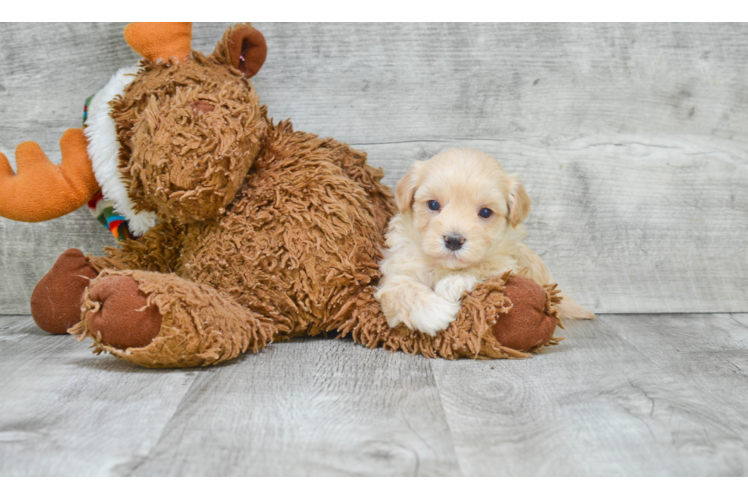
[1,23,565,368]
[77,119,398,367]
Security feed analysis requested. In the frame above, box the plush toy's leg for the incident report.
[491,275,563,351]
[70,270,276,368]
[30,249,99,334]
[337,273,558,360]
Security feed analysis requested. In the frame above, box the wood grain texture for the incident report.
[430,316,748,476]
[0,316,198,476]
[2,313,747,476]
[2,23,748,313]
[131,338,459,476]
[599,314,748,474]
[601,313,748,410]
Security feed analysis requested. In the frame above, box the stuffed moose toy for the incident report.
[0,22,563,368]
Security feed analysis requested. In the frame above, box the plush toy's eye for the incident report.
[427,200,440,211]
[478,208,493,219]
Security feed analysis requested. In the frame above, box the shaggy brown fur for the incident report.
[61,23,562,367]
[71,269,276,367]
[81,115,401,367]
[111,52,268,224]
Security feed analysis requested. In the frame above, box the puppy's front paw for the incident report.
[409,295,461,337]
[434,274,479,303]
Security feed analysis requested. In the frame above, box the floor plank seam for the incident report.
[729,314,748,330]
[596,316,669,370]
[114,369,203,477]
[426,359,465,477]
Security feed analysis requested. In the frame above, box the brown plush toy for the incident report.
[0,23,563,367]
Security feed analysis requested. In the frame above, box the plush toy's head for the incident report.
[109,23,269,226]
[0,22,269,233]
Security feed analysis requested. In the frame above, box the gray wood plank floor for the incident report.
[1,314,746,476]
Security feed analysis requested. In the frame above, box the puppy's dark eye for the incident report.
[478,208,493,219]
[427,200,441,211]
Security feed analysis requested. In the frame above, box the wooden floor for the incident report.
[1,314,747,476]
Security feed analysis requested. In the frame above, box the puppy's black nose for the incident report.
[444,234,465,251]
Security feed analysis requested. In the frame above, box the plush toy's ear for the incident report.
[507,174,531,228]
[124,22,193,63]
[395,162,421,214]
[213,24,267,78]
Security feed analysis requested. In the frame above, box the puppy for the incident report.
[375,148,594,337]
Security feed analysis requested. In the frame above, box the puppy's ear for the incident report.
[395,163,420,214]
[507,175,531,228]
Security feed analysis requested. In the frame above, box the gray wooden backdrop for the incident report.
[1,23,747,315]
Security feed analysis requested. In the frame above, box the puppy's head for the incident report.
[395,148,530,270]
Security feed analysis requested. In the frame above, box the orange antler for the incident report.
[0,128,99,222]
[124,22,193,63]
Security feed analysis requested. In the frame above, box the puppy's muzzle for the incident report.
[444,234,465,251]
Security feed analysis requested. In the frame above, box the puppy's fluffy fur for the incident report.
[375,148,594,337]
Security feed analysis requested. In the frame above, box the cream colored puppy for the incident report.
[375,148,594,337]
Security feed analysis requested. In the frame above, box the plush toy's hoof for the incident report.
[86,275,162,349]
[491,275,558,351]
[30,249,99,334]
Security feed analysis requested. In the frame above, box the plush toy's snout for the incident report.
[190,100,215,114]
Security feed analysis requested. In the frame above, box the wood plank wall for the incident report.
[1,23,746,314]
